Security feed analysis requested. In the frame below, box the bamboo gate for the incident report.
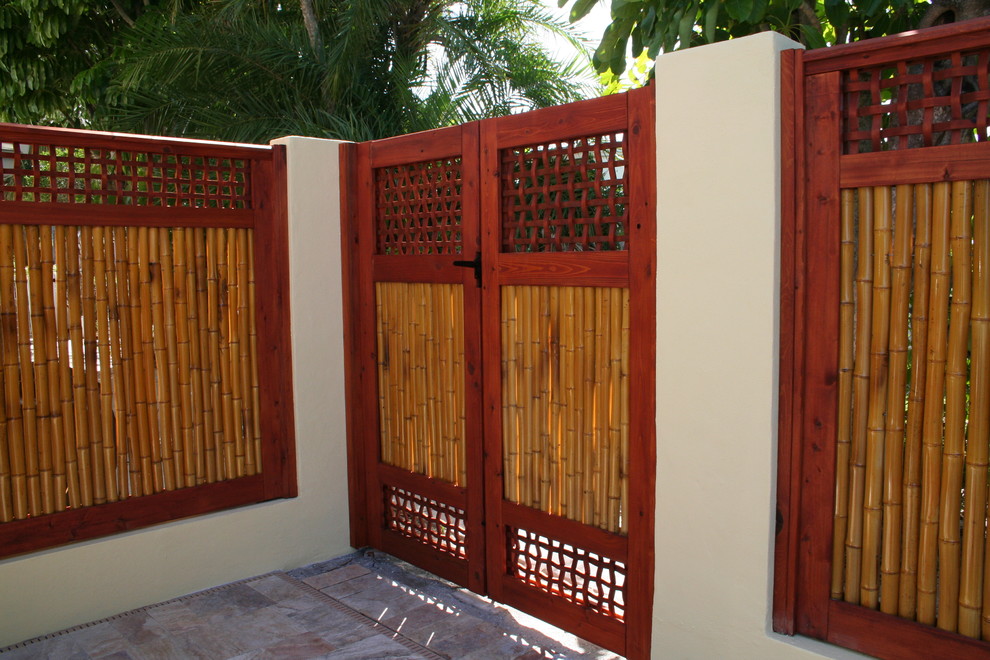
[777,18,990,659]
[0,125,295,558]
[341,88,656,658]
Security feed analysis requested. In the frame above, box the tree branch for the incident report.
[300,0,324,55]
[110,0,136,28]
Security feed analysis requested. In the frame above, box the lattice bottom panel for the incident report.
[385,486,467,560]
[506,527,625,620]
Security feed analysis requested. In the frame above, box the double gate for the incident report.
[341,88,655,657]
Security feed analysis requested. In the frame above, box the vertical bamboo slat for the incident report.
[961,180,990,638]
[0,225,27,520]
[861,187,892,609]
[917,182,952,625]
[39,229,67,512]
[937,180,973,631]
[900,184,933,619]
[55,227,82,508]
[92,227,118,503]
[24,225,55,514]
[845,187,874,604]
[880,184,913,613]
[13,226,42,516]
[833,189,857,599]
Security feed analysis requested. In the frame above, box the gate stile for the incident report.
[342,87,655,657]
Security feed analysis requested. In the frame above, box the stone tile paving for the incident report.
[0,550,622,659]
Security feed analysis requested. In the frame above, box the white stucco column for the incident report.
[652,33,863,659]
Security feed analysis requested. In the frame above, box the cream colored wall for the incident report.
[652,33,864,659]
[0,136,353,647]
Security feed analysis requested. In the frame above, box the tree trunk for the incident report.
[300,0,323,56]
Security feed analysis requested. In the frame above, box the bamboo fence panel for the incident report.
[0,224,261,525]
[832,179,990,640]
[500,284,630,535]
[375,281,466,486]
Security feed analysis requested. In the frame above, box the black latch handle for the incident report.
[453,252,482,288]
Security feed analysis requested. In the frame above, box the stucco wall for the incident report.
[651,33,863,659]
[0,136,352,647]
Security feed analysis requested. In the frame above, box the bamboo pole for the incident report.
[503,285,519,502]
[41,227,66,511]
[231,229,252,475]
[845,187,874,604]
[425,283,439,480]
[581,287,596,525]
[917,181,952,626]
[937,180,973,632]
[128,227,155,495]
[80,226,110,504]
[159,227,184,483]
[833,189,857,599]
[0,225,27,520]
[439,284,453,483]
[13,225,42,516]
[880,184,913,613]
[223,230,246,477]
[114,227,143,496]
[900,184,933,618]
[560,286,575,520]
[961,180,990,639]
[214,229,237,479]
[104,227,130,499]
[172,228,196,487]
[861,186,893,609]
[594,288,609,529]
[24,225,55,514]
[0,231,16,522]
[139,227,170,491]
[92,227,118,503]
[192,229,216,483]
[546,286,564,516]
[54,226,82,508]
[607,288,623,533]
[66,226,95,505]
[149,229,176,489]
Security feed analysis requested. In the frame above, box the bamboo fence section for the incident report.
[0,224,261,523]
[501,284,629,535]
[831,179,990,640]
[375,281,467,486]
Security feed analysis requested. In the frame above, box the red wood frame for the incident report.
[343,88,656,659]
[776,24,990,659]
[0,127,296,559]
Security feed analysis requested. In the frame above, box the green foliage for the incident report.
[0,0,592,142]
[562,0,933,81]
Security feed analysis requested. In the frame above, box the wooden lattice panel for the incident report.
[374,158,463,255]
[385,485,468,560]
[507,527,625,620]
[0,140,251,208]
[843,49,990,153]
[500,132,627,253]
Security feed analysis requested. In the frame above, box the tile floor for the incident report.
[0,550,622,659]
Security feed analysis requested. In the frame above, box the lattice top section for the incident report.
[375,158,463,255]
[843,48,990,153]
[0,140,251,208]
[501,132,627,253]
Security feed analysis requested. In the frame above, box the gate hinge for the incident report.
[453,252,482,287]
